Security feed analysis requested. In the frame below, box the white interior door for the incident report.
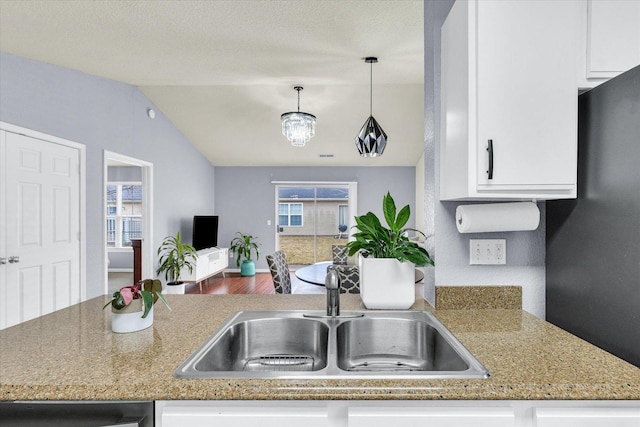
[1,130,81,329]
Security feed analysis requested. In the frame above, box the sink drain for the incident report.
[243,355,316,372]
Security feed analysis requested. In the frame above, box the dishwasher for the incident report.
[0,401,153,426]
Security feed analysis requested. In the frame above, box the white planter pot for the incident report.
[111,299,153,333]
[164,282,185,294]
[359,257,415,309]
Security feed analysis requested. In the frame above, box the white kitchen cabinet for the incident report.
[157,401,329,427]
[157,401,640,427]
[179,246,228,290]
[440,0,579,200]
[347,407,514,427]
[535,407,640,427]
[580,0,640,88]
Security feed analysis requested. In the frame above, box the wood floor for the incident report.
[185,272,325,295]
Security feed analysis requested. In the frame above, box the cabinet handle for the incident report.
[486,139,494,180]
[0,257,6,265]
[8,256,20,264]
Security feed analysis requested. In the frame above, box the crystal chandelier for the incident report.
[281,86,316,147]
[355,57,387,157]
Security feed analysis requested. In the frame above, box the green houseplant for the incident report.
[229,232,260,276]
[343,191,434,266]
[343,192,434,309]
[103,279,170,333]
[156,232,198,293]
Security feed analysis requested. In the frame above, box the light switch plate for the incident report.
[470,239,506,265]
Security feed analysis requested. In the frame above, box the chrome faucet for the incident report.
[325,266,340,317]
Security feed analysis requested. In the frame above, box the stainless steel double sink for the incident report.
[174,310,490,379]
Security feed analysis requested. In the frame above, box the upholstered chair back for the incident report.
[266,250,292,294]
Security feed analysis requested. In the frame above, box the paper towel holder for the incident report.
[455,202,540,234]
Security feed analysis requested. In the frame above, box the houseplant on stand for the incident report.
[156,232,198,294]
[343,192,434,309]
[229,232,260,276]
[103,279,170,333]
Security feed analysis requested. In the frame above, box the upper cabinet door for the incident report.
[440,0,579,200]
[583,0,640,86]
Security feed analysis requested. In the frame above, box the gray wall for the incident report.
[0,52,216,298]
[214,166,416,270]
[424,1,546,318]
[547,65,640,367]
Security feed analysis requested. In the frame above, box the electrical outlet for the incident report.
[470,239,506,265]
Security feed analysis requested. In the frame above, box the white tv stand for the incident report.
[180,247,228,293]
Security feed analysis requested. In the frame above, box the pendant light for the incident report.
[355,57,387,157]
[281,86,316,147]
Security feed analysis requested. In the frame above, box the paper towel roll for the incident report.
[455,202,540,233]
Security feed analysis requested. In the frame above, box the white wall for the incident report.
[424,1,546,318]
[0,52,216,298]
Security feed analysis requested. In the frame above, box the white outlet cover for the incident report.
[469,239,506,265]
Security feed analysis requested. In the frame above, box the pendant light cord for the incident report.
[297,88,301,112]
[369,61,373,116]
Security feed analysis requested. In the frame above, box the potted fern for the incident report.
[343,192,434,309]
[156,231,198,294]
[229,232,260,276]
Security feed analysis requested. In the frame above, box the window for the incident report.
[278,202,303,227]
[107,183,143,247]
[338,204,349,227]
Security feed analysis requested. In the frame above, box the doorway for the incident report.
[103,151,153,295]
[273,182,357,266]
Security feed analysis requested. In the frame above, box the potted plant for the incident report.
[156,231,198,294]
[343,191,434,309]
[103,279,170,333]
[229,232,261,276]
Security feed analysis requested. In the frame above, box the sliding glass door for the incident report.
[275,182,357,266]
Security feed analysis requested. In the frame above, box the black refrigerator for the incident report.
[546,65,640,368]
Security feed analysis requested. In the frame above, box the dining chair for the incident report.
[266,250,292,294]
[331,245,360,294]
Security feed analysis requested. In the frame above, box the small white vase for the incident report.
[111,299,153,333]
[359,257,415,309]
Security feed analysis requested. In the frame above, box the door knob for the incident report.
[0,257,6,265]
[8,256,19,263]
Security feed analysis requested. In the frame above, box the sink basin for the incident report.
[174,310,489,379]
[194,317,329,373]
[336,318,469,372]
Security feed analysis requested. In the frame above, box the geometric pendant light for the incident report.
[281,86,316,147]
[355,57,387,157]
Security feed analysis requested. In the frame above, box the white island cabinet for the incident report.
[440,0,579,200]
[156,401,640,427]
[157,401,329,427]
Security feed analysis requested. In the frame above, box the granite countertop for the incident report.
[1,294,639,401]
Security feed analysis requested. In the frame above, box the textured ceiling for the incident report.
[0,0,424,166]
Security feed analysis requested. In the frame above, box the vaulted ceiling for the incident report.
[0,0,424,167]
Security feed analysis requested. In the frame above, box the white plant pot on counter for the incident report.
[111,299,153,333]
[359,257,415,309]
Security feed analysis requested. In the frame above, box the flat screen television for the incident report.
[192,216,219,251]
